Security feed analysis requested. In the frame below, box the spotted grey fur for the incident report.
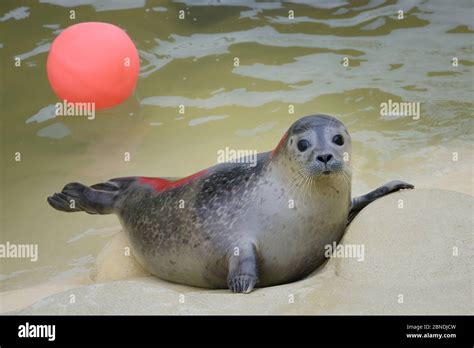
[48,115,413,293]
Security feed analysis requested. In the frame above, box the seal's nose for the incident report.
[316,154,333,164]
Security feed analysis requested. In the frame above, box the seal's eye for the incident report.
[333,134,344,146]
[297,139,310,152]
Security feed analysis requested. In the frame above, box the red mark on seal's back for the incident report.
[139,169,208,192]
[269,131,288,160]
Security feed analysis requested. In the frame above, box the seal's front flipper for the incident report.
[348,180,414,224]
[227,242,259,294]
[47,177,136,215]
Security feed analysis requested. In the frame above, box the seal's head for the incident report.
[279,115,352,178]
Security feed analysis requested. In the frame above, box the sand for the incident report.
[3,189,472,315]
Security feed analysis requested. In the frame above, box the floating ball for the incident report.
[47,22,140,110]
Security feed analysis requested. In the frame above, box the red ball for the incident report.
[47,22,140,110]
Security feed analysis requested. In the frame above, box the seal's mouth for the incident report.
[306,168,339,178]
[305,161,346,178]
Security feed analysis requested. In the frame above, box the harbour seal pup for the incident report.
[47,115,413,293]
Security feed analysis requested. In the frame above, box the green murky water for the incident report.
[0,0,473,291]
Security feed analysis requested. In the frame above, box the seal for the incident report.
[47,115,413,293]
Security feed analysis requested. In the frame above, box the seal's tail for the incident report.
[47,177,135,214]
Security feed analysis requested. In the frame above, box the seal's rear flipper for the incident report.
[47,177,136,214]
